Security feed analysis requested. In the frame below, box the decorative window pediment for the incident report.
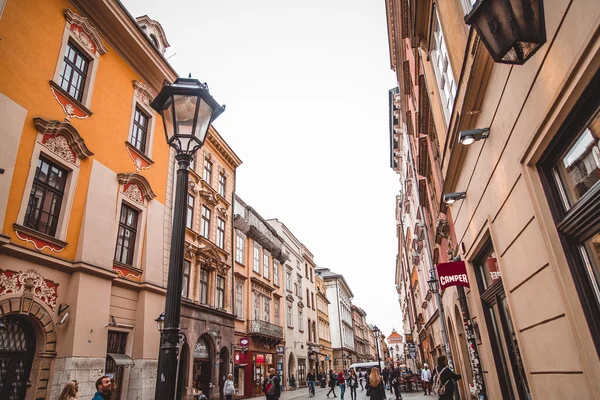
[34,117,93,162]
[117,173,156,203]
[63,9,107,55]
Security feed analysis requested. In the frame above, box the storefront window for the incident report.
[539,72,600,355]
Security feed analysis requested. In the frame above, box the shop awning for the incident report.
[107,353,135,367]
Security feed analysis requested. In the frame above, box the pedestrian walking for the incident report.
[382,367,390,389]
[348,369,359,400]
[307,369,316,397]
[224,373,235,400]
[390,370,402,400]
[421,364,432,395]
[263,368,281,400]
[58,380,79,400]
[92,376,111,400]
[365,368,386,400]
[326,370,337,398]
[357,368,365,390]
[338,370,347,400]
[431,356,461,400]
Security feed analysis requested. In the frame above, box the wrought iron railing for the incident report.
[248,320,284,339]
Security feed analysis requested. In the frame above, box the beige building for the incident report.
[387,0,600,398]
[232,196,287,398]
[315,273,333,373]
[351,306,370,363]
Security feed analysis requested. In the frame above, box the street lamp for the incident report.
[427,277,439,294]
[465,0,546,64]
[155,312,165,332]
[150,77,225,400]
[372,325,382,370]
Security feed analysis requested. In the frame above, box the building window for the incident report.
[298,309,304,331]
[430,9,457,123]
[310,268,313,282]
[294,282,298,296]
[298,278,303,296]
[236,231,245,263]
[201,206,211,239]
[273,262,279,287]
[253,292,261,320]
[235,282,244,319]
[253,246,260,273]
[182,260,191,298]
[218,172,226,197]
[130,106,149,153]
[186,195,195,230]
[274,298,280,326]
[216,275,225,309]
[199,268,209,304]
[475,243,530,399]
[203,158,213,184]
[287,305,293,328]
[286,271,292,292]
[263,253,270,279]
[217,217,225,248]
[539,75,600,354]
[263,296,271,322]
[114,203,139,266]
[23,157,67,237]
[311,292,315,310]
[306,289,310,307]
[59,41,89,102]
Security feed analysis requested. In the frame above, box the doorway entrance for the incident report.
[0,315,36,399]
[219,347,229,398]
[193,337,212,399]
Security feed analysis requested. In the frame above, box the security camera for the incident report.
[443,192,467,205]
[58,312,69,325]
[458,128,490,146]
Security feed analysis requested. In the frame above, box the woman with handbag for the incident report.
[365,368,386,400]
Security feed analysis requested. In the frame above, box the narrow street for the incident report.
[267,386,434,400]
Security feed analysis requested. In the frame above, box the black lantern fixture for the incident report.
[372,325,383,368]
[465,0,546,64]
[428,277,440,294]
[150,76,225,400]
[151,77,225,154]
[155,312,164,332]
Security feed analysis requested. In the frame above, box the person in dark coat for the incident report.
[262,368,281,400]
[431,356,461,400]
[365,368,386,400]
[327,370,337,398]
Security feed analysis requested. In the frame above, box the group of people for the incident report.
[56,375,117,400]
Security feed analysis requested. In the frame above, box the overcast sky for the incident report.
[122,0,401,338]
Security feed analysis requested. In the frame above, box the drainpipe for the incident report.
[230,168,237,376]
[403,128,454,370]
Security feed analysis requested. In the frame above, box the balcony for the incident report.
[248,320,284,340]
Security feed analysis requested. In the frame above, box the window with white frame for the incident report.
[236,231,245,263]
[201,206,211,239]
[216,275,225,309]
[273,262,279,286]
[203,158,213,184]
[114,203,139,266]
[298,308,304,331]
[235,282,244,319]
[130,106,150,153]
[430,9,457,124]
[263,296,271,323]
[253,246,260,273]
[253,292,261,320]
[274,298,280,325]
[217,217,225,248]
[199,268,209,304]
[263,253,270,279]
[218,172,226,197]
[186,195,195,230]
[287,304,293,328]
[59,41,89,103]
[182,260,191,298]
[286,270,292,292]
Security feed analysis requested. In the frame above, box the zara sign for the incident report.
[436,261,470,292]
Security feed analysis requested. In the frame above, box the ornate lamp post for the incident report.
[465,0,546,64]
[151,77,225,400]
[372,325,383,369]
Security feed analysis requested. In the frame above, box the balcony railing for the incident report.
[248,320,284,339]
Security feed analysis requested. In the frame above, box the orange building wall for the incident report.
[0,0,169,261]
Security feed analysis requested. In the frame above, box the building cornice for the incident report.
[207,126,243,169]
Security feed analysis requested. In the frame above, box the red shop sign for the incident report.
[256,354,265,364]
[436,261,470,292]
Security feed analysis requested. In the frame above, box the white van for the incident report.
[348,361,385,375]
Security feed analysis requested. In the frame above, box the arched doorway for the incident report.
[219,347,229,398]
[0,315,36,399]
[193,336,212,399]
[177,341,190,399]
[287,352,296,389]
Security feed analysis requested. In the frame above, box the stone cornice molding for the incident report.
[34,117,94,160]
[135,15,171,47]
[132,80,157,107]
[207,127,242,169]
[64,9,108,55]
[250,277,275,294]
[117,173,156,201]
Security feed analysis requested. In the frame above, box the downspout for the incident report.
[230,168,237,377]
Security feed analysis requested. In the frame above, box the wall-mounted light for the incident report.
[443,192,467,205]
[458,128,490,145]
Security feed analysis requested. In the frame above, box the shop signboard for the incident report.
[436,261,470,292]
[256,354,265,364]
[239,337,250,347]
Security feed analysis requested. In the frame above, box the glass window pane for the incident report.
[581,233,600,304]
[555,109,600,206]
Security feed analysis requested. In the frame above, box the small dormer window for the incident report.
[149,34,159,50]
